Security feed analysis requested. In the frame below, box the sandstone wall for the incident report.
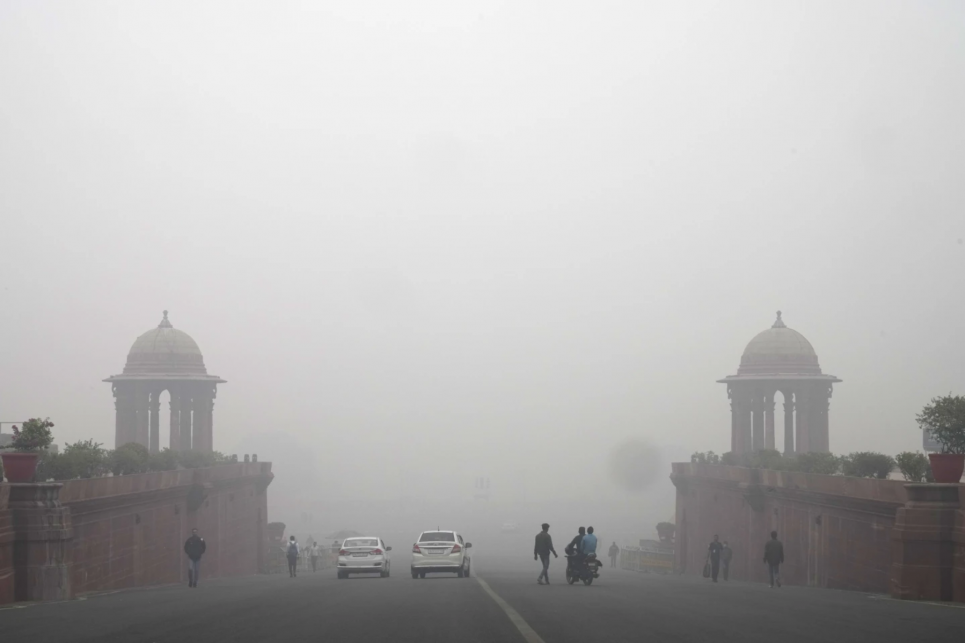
[0,461,272,602]
[671,462,909,593]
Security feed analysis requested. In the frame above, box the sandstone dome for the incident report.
[122,311,207,375]
[736,311,822,376]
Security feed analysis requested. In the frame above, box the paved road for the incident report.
[2,552,962,643]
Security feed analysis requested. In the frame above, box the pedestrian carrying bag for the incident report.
[702,562,711,578]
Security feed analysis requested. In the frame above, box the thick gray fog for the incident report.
[1,2,963,536]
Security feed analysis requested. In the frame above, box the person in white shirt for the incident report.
[309,542,321,572]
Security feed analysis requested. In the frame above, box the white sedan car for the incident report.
[411,530,472,578]
[337,536,392,579]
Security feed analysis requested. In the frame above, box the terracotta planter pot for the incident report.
[928,453,965,483]
[1,452,40,483]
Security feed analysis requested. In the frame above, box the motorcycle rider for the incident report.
[565,527,586,573]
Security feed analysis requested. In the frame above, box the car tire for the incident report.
[337,571,346,580]
[380,568,389,578]
[411,569,418,579]
[464,562,471,578]
[419,572,426,579]
[457,566,465,578]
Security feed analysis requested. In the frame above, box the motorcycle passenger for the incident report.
[582,526,598,558]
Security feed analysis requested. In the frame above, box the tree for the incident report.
[60,439,109,479]
[841,452,896,479]
[895,451,932,482]
[148,448,179,472]
[916,394,965,454]
[110,442,150,475]
[792,451,841,475]
[691,451,721,464]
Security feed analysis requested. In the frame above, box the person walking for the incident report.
[608,542,619,568]
[764,531,784,588]
[534,523,558,585]
[183,527,206,588]
[721,541,733,581]
[720,540,734,580]
[706,534,723,583]
[309,541,320,572]
[286,535,300,578]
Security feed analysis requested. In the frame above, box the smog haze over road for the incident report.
[1,1,963,539]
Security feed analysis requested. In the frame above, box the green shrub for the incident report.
[895,451,932,482]
[840,452,896,479]
[111,442,150,475]
[5,418,55,452]
[791,451,841,475]
[148,448,179,471]
[691,451,721,464]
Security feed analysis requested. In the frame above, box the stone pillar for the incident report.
[764,391,776,451]
[796,387,810,453]
[192,393,210,452]
[813,386,831,453]
[783,391,795,455]
[113,382,137,448]
[9,483,73,602]
[751,392,765,452]
[730,385,740,454]
[149,390,160,454]
[731,386,751,454]
[891,484,965,603]
[135,384,150,449]
[179,390,193,452]
[169,389,181,451]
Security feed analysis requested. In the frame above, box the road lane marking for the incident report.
[475,577,546,643]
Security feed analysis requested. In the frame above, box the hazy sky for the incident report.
[1,1,963,505]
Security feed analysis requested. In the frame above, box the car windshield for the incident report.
[343,538,378,548]
[419,532,456,542]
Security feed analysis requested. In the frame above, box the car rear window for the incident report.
[343,538,379,547]
[419,532,455,542]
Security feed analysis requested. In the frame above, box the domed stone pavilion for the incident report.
[104,311,225,452]
[717,312,840,454]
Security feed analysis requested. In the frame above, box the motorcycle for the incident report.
[565,553,601,585]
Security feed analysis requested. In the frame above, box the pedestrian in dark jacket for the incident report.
[286,535,300,578]
[706,535,723,582]
[763,531,784,588]
[533,523,558,585]
[184,528,206,588]
[721,542,733,581]
[608,542,620,568]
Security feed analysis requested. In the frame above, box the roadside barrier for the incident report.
[619,546,673,574]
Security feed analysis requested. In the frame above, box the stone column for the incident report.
[814,386,831,453]
[135,384,150,449]
[149,390,160,454]
[192,393,211,452]
[730,385,740,454]
[169,389,181,451]
[751,392,765,452]
[179,389,193,452]
[113,382,137,448]
[796,386,810,453]
[783,391,795,455]
[891,484,965,603]
[9,483,73,602]
[764,391,776,451]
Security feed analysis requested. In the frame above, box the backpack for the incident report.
[287,542,298,557]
